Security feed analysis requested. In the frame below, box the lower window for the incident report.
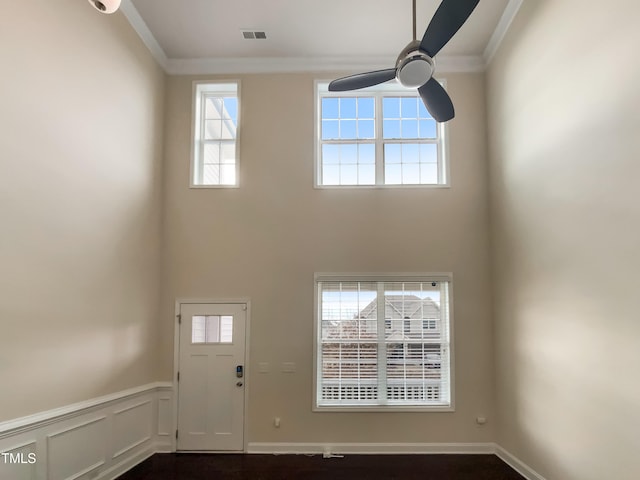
[314,274,452,411]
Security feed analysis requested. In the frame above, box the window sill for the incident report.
[313,183,451,190]
[189,184,239,189]
[313,405,454,413]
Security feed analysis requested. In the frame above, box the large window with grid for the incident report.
[314,274,452,411]
[315,82,448,187]
[191,82,239,187]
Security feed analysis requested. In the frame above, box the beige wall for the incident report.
[486,1,640,478]
[162,72,495,442]
[0,1,165,421]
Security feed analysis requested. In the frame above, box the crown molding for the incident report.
[121,0,521,76]
[166,56,391,75]
[164,55,485,76]
[119,0,168,70]
[483,0,524,65]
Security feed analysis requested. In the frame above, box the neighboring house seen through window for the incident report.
[315,274,453,410]
[191,82,239,187]
[316,82,448,187]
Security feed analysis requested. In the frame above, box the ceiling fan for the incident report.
[329,0,480,122]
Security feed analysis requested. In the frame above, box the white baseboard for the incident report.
[1,389,545,480]
[0,383,173,480]
[495,445,547,480]
[248,442,545,480]
[99,447,155,480]
[247,442,495,455]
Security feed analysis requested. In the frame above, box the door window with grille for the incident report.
[314,274,452,411]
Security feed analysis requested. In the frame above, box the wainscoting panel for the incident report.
[47,416,107,480]
[0,441,37,480]
[0,383,173,480]
[157,397,172,438]
[1,386,547,480]
[112,401,152,460]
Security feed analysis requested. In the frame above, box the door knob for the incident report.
[236,381,243,387]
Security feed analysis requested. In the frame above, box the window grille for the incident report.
[192,82,239,187]
[316,82,448,187]
[315,275,452,409]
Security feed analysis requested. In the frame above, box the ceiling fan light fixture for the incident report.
[88,0,121,14]
[327,0,480,122]
[397,53,434,88]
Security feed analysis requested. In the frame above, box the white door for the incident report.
[177,302,246,451]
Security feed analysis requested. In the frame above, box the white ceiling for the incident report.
[123,0,522,74]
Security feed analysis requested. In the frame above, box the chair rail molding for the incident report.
[0,383,173,480]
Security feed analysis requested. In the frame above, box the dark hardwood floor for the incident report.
[117,453,525,480]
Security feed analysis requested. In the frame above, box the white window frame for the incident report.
[314,80,450,188]
[313,272,455,412]
[190,81,241,188]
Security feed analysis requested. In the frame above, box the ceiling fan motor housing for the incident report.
[396,40,434,88]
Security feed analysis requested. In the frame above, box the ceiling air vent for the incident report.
[241,30,267,40]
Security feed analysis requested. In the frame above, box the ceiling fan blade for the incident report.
[418,78,455,122]
[328,68,397,91]
[420,0,480,57]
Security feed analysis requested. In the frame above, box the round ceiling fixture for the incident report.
[87,0,121,14]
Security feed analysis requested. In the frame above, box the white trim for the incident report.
[168,56,392,75]
[111,401,153,459]
[247,442,495,455]
[246,442,546,479]
[120,1,519,74]
[434,55,485,73]
[157,397,172,437]
[483,0,524,65]
[0,388,544,480]
[112,399,152,416]
[119,0,169,70]
[0,384,173,480]
[112,435,151,460]
[99,448,156,480]
[2,440,37,454]
[314,81,450,189]
[165,55,485,76]
[0,382,171,438]
[172,305,180,453]
[313,273,454,411]
[495,445,548,480]
[173,298,251,453]
[190,81,241,188]
[314,272,453,283]
[243,302,252,453]
[46,415,107,440]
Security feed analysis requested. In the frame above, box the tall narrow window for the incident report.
[314,274,453,411]
[192,82,240,187]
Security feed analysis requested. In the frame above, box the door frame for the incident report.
[172,297,251,453]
